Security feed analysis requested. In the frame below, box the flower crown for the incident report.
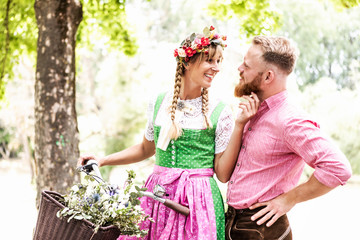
[173,26,227,64]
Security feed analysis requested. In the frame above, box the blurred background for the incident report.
[0,0,359,239]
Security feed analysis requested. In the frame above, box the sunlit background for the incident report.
[0,0,359,239]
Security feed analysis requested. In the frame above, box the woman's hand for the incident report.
[235,92,260,126]
[77,154,102,167]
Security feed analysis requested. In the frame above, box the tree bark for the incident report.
[34,0,82,206]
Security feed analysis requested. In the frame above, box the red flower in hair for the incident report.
[173,26,227,64]
[201,37,210,46]
[185,47,196,57]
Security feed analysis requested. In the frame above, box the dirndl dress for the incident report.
[119,92,231,240]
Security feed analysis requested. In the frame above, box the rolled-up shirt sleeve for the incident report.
[284,118,352,188]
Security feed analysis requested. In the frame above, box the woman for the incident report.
[78,26,258,240]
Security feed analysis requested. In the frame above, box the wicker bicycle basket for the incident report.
[33,190,121,240]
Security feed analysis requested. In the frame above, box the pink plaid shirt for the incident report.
[227,90,352,209]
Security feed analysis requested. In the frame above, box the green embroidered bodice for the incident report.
[152,93,226,169]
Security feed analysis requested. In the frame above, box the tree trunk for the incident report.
[34,0,82,206]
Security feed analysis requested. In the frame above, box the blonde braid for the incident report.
[168,62,184,139]
[201,88,213,129]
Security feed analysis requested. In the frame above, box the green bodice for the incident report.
[153,93,226,169]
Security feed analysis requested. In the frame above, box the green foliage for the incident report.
[0,123,22,158]
[77,0,138,56]
[127,0,225,43]
[0,125,11,158]
[275,0,360,90]
[207,0,281,38]
[58,170,150,236]
[0,0,138,102]
[327,0,360,9]
[0,0,37,101]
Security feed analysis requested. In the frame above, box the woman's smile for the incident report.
[205,73,215,80]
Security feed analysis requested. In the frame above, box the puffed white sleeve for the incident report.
[215,105,234,154]
[144,95,157,142]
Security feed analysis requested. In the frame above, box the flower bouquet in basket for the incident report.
[56,168,151,238]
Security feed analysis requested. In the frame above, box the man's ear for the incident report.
[264,70,275,84]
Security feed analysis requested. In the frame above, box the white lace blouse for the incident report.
[145,92,234,154]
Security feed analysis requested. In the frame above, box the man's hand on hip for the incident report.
[248,193,296,227]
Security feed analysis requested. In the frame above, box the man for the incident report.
[223,36,352,240]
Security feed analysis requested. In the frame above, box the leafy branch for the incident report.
[0,0,11,100]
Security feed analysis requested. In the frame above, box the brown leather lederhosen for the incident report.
[225,206,292,240]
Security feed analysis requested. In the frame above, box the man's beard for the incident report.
[234,73,262,97]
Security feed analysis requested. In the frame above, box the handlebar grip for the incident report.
[163,199,190,216]
[86,159,98,165]
[84,160,103,180]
